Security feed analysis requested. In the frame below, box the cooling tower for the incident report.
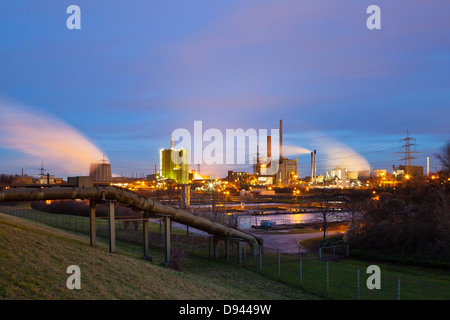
[89,161,112,183]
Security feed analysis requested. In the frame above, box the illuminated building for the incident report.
[276,158,298,185]
[393,165,423,177]
[159,137,189,184]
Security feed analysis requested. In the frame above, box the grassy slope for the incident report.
[0,213,318,300]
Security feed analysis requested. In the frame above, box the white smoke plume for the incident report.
[0,97,107,176]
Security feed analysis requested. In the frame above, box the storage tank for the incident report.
[89,161,112,183]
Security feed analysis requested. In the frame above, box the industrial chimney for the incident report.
[313,150,317,185]
[279,120,283,164]
[310,152,313,184]
[171,136,175,149]
[267,135,272,168]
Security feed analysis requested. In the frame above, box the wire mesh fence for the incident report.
[1,203,449,300]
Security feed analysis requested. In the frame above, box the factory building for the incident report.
[159,137,189,184]
[325,167,362,188]
[276,158,298,186]
[253,120,298,186]
[393,165,423,177]
[227,171,249,183]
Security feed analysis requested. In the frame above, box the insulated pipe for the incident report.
[0,186,262,255]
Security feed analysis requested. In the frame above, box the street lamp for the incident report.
[225,191,229,209]
[293,190,300,204]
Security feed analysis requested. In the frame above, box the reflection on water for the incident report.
[250,211,354,226]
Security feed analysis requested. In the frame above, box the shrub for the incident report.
[170,247,188,271]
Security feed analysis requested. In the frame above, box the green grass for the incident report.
[0,212,319,300]
[286,237,450,300]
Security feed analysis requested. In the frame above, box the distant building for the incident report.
[372,169,387,178]
[239,188,275,196]
[12,176,33,185]
[36,174,63,184]
[276,158,298,186]
[227,171,249,183]
[393,165,423,177]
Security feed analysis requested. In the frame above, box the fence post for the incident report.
[357,269,360,300]
[277,249,281,281]
[237,240,242,264]
[319,247,322,260]
[163,215,171,265]
[326,261,329,296]
[142,219,149,259]
[299,254,303,288]
[259,245,262,272]
[107,201,116,253]
[148,224,152,249]
[244,245,247,266]
[89,200,96,246]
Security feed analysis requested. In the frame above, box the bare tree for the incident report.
[343,189,371,230]
[435,141,450,174]
[310,193,344,240]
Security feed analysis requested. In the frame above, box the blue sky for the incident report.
[0,1,449,178]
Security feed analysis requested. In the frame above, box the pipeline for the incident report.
[0,186,262,255]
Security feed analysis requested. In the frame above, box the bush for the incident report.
[170,247,188,271]
[319,234,345,247]
[345,180,450,261]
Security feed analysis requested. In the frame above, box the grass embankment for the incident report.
[0,213,318,300]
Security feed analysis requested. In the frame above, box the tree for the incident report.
[310,193,344,240]
[343,189,371,230]
[435,141,450,174]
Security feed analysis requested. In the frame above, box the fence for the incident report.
[1,203,449,300]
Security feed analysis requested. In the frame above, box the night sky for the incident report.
[0,1,449,178]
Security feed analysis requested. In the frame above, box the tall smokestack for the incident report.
[279,120,283,163]
[310,152,313,183]
[267,135,272,168]
[171,136,174,149]
[313,150,317,185]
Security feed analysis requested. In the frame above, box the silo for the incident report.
[89,161,112,183]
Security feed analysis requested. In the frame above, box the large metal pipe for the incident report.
[0,186,262,255]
